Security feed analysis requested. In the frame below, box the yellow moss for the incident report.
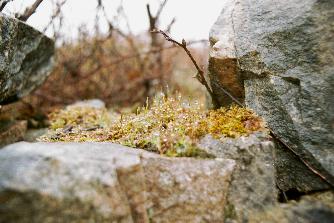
[48,106,112,130]
[40,94,266,157]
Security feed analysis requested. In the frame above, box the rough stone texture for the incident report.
[0,142,235,223]
[0,120,27,147]
[249,191,334,223]
[208,57,244,107]
[209,0,334,192]
[0,13,54,104]
[198,132,277,222]
[23,128,47,142]
[68,99,106,109]
[143,157,235,223]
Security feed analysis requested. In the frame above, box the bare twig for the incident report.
[0,0,13,11]
[59,39,207,81]
[152,29,242,107]
[43,0,67,33]
[96,0,144,71]
[146,0,168,30]
[16,0,44,21]
[165,17,176,33]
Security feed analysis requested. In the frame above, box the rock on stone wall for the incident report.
[0,142,235,223]
[199,132,277,222]
[208,0,334,192]
[0,13,54,104]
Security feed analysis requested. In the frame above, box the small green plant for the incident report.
[40,94,266,157]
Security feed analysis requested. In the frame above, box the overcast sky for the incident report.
[3,0,224,41]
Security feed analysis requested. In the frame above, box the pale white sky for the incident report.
[3,0,224,41]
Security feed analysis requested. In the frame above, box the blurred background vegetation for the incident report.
[2,0,209,127]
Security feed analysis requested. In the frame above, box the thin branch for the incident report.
[59,39,207,81]
[147,0,168,34]
[155,0,168,20]
[152,29,242,107]
[96,0,143,70]
[43,0,67,33]
[146,4,153,23]
[270,130,334,189]
[0,0,13,11]
[165,17,176,33]
[16,0,44,21]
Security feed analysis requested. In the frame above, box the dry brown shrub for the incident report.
[25,33,207,115]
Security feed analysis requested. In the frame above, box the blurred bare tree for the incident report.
[1,0,208,122]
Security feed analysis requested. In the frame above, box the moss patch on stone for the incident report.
[40,94,266,157]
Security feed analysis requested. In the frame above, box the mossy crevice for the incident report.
[40,95,267,157]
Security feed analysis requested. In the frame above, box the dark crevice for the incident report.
[278,188,306,202]
[278,187,331,203]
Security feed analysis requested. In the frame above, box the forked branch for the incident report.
[152,29,242,107]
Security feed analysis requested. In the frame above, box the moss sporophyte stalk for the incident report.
[40,94,267,157]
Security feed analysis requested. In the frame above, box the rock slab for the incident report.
[209,0,334,191]
[0,13,54,104]
[0,142,235,223]
[249,191,334,223]
[199,132,277,222]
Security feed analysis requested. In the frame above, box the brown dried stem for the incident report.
[270,131,334,189]
[152,29,242,107]
[16,0,44,21]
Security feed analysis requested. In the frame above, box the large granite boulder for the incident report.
[0,142,235,222]
[209,0,334,192]
[0,13,54,104]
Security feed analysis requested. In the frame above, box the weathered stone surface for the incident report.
[0,142,235,222]
[23,128,47,142]
[249,191,334,223]
[68,99,106,109]
[199,132,277,222]
[209,0,334,191]
[143,156,235,223]
[0,120,27,147]
[0,142,139,222]
[0,13,54,104]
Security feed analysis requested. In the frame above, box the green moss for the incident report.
[40,94,266,157]
[224,203,237,220]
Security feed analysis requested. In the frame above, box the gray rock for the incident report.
[209,0,334,191]
[23,128,47,142]
[68,99,106,109]
[0,13,54,104]
[0,120,27,147]
[142,156,235,223]
[198,132,277,222]
[0,142,235,222]
[248,191,334,223]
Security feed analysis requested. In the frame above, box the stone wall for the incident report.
[208,0,334,192]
